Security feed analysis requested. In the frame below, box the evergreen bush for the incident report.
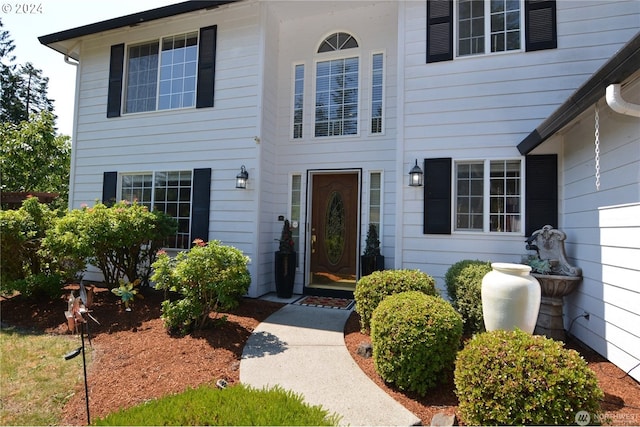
[0,197,65,298]
[370,291,463,396]
[444,260,491,336]
[44,201,177,287]
[354,269,437,332]
[454,329,603,426]
[151,239,251,335]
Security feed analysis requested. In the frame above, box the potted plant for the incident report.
[274,219,296,298]
[361,224,384,277]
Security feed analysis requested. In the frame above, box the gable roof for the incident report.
[38,0,239,58]
[518,31,640,155]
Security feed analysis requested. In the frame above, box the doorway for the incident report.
[308,171,360,294]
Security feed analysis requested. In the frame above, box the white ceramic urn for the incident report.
[481,262,541,333]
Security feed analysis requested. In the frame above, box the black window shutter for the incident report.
[426,0,453,63]
[525,0,557,52]
[107,44,125,118]
[424,158,452,234]
[190,168,211,243]
[525,155,557,236]
[102,171,118,206]
[196,25,217,109]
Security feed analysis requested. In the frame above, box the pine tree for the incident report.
[0,20,54,124]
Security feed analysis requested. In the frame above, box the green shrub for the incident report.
[0,197,65,298]
[454,329,603,426]
[370,291,463,396]
[444,260,491,336]
[94,384,339,426]
[355,269,437,332]
[9,273,64,300]
[44,202,177,287]
[151,239,251,335]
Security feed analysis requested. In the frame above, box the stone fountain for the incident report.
[526,225,582,341]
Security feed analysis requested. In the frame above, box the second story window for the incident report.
[426,0,556,63]
[293,64,304,139]
[315,32,360,137]
[371,53,384,134]
[125,32,198,114]
[315,57,359,137]
[458,0,521,56]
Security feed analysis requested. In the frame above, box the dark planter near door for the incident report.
[275,251,296,298]
[361,254,385,277]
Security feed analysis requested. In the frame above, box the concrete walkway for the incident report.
[240,300,421,426]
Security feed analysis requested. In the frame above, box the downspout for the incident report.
[605,84,640,117]
[63,42,80,210]
[64,41,80,66]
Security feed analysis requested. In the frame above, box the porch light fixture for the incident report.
[408,159,423,187]
[236,165,249,189]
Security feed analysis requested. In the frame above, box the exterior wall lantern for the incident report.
[408,159,423,187]
[236,166,249,189]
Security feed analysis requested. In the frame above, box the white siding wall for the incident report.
[70,3,263,286]
[555,75,640,381]
[254,5,280,297]
[399,0,640,293]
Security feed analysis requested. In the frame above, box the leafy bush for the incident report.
[94,384,339,426]
[354,269,437,332]
[370,291,463,396]
[444,260,491,336]
[151,239,251,335]
[0,197,65,298]
[454,329,603,426]
[9,273,64,300]
[44,202,177,287]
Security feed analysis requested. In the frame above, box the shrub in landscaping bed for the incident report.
[355,269,437,332]
[370,291,463,396]
[151,239,251,335]
[454,329,603,426]
[444,259,491,336]
[44,201,177,287]
[94,384,339,426]
[0,197,65,298]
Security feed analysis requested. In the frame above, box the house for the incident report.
[40,0,639,380]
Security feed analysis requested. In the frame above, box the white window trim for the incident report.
[312,52,362,139]
[369,51,386,136]
[454,0,525,59]
[451,158,525,235]
[122,30,201,115]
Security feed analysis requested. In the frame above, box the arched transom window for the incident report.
[317,32,359,53]
[315,32,359,137]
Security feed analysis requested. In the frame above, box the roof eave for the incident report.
[518,31,640,155]
[38,0,239,57]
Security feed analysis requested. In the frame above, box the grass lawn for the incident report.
[0,327,90,425]
[1,326,338,426]
[94,384,339,426]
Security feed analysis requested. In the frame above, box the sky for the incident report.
[3,0,181,136]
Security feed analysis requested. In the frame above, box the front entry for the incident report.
[309,172,359,293]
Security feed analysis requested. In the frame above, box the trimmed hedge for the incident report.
[455,329,603,426]
[444,260,491,336]
[371,291,463,396]
[354,269,437,332]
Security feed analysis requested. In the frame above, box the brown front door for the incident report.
[310,173,359,287]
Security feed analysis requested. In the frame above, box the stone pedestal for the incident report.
[534,296,566,341]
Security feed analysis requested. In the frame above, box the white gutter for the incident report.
[64,41,80,66]
[606,84,640,118]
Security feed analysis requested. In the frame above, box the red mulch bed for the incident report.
[344,311,640,426]
[2,285,639,425]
